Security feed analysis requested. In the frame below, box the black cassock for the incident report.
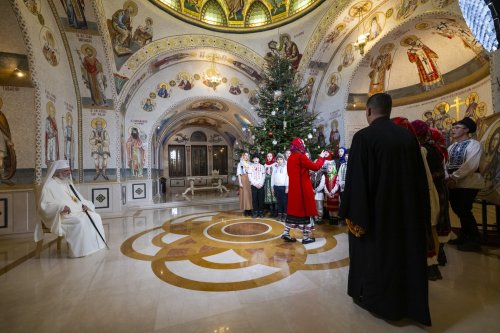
[339,117,431,326]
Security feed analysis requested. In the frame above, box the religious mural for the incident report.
[142,97,156,112]
[126,126,146,178]
[77,44,110,108]
[321,23,347,51]
[189,100,226,112]
[368,43,394,96]
[177,72,194,91]
[229,78,242,95]
[396,0,418,20]
[478,114,500,205]
[364,12,385,42]
[63,112,75,170]
[326,72,341,97]
[401,35,443,91]
[0,98,16,182]
[59,0,89,30]
[157,82,171,99]
[40,27,59,67]
[89,117,111,181]
[45,101,59,166]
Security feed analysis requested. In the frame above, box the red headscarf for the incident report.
[411,119,431,144]
[290,137,306,154]
[430,128,449,161]
[391,117,417,139]
[265,152,276,165]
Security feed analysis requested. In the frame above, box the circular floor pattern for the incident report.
[121,211,349,291]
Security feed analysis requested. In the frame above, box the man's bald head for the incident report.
[366,93,392,124]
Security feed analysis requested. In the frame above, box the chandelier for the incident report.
[351,3,371,56]
[205,52,222,90]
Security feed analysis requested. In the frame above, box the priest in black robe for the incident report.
[339,93,431,326]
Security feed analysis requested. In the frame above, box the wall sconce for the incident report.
[12,68,25,78]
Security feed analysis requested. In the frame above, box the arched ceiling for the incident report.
[150,0,324,32]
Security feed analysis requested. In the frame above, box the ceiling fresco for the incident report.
[150,0,325,32]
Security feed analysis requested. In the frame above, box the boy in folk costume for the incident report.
[324,161,341,225]
[271,153,289,222]
[248,153,266,218]
[264,152,277,217]
[310,161,326,224]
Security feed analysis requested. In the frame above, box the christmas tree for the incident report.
[239,53,318,158]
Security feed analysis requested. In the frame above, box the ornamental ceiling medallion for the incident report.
[151,0,325,32]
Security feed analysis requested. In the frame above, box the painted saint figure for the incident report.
[0,98,16,180]
[79,45,107,106]
[368,45,393,96]
[63,112,75,170]
[126,127,145,177]
[61,0,88,29]
[280,34,302,70]
[133,17,153,46]
[45,101,59,165]
[403,36,443,91]
[89,118,110,181]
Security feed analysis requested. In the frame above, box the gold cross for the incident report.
[449,96,465,120]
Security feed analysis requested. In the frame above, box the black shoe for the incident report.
[281,234,297,242]
[438,243,447,266]
[302,237,316,244]
[281,214,287,222]
[252,212,258,218]
[258,212,264,218]
[276,214,282,221]
[428,265,442,281]
[457,241,481,252]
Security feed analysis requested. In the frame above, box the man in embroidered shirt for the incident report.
[38,160,107,258]
[446,117,484,252]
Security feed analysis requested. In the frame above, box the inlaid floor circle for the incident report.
[121,211,349,291]
[222,222,270,236]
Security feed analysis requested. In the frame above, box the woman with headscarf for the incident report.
[412,120,451,271]
[392,117,440,280]
[283,138,329,244]
[236,152,253,216]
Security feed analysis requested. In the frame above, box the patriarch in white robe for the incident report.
[37,160,106,257]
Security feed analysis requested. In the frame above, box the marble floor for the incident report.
[1,200,500,333]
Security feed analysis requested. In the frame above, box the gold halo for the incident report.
[123,0,138,16]
[128,126,139,134]
[400,35,418,47]
[380,43,395,54]
[46,101,56,116]
[65,112,73,123]
[81,43,96,56]
[415,22,430,30]
[421,110,434,121]
[230,77,239,85]
[91,117,106,129]
[476,102,487,118]
[433,102,450,116]
[466,92,479,106]
[158,82,168,89]
[331,119,338,129]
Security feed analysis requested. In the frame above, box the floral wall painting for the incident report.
[89,118,111,181]
[177,72,194,91]
[157,82,171,99]
[401,35,443,91]
[326,73,341,97]
[142,97,155,112]
[40,27,59,66]
[396,0,418,21]
[368,43,394,96]
[45,101,59,166]
[77,44,110,108]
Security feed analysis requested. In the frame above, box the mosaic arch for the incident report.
[150,0,325,32]
[121,211,349,291]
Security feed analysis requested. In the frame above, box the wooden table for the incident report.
[182,177,229,196]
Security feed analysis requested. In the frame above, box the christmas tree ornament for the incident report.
[271,111,276,116]
[272,140,277,145]
[307,133,313,139]
[273,90,282,100]
[267,131,273,137]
